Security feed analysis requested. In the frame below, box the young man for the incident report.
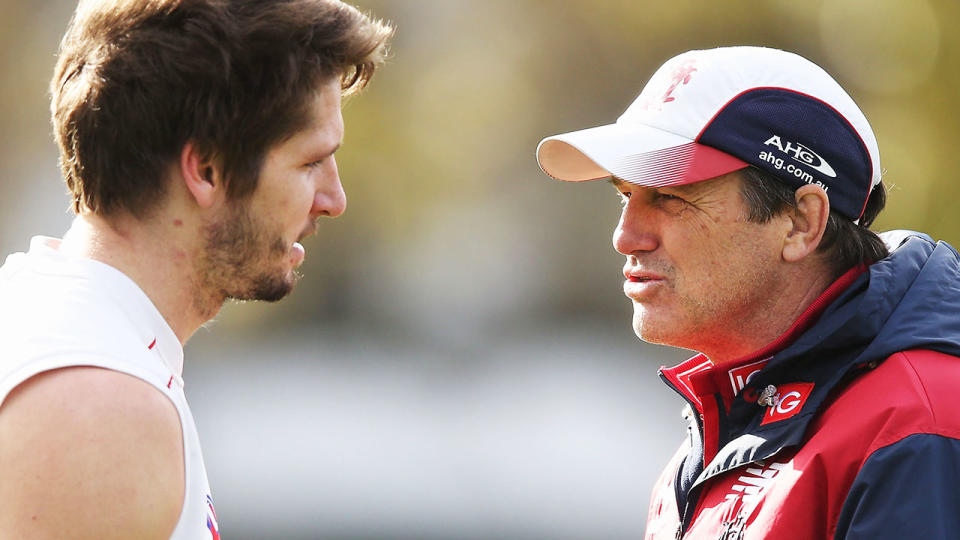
[536,46,960,538]
[0,1,391,537]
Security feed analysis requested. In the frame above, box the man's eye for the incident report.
[305,158,324,168]
[618,191,631,205]
[655,192,684,203]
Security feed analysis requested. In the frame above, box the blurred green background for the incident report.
[2,1,957,538]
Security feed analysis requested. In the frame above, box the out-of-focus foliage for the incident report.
[2,0,957,335]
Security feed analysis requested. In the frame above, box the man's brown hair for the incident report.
[51,0,392,217]
[738,166,889,278]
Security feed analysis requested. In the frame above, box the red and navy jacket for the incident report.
[645,232,960,539]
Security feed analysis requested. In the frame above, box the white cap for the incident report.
[536,46,881,220]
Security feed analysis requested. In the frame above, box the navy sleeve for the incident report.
[834,433,960,539]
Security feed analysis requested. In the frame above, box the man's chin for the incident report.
[632,310,670,346]
[633,325,678,348]
[253,285,294,303]
[229,271,299,303]
[633,316,699,355]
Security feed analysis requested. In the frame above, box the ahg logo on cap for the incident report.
[764,135,837,178]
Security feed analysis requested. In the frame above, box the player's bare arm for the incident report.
[0,367,184,539]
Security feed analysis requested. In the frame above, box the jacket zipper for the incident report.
[659,371,706,539]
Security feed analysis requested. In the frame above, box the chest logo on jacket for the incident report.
[760,382,814,425]
[720,461,790,539]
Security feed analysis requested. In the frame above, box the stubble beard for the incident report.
[197,201,299,311]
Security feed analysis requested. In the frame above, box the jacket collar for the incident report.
[661,264,866,415]
[659,264,867,481]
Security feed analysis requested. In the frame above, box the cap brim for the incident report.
[536,122,749,187]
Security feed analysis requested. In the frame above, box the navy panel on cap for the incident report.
[698,88,873,219]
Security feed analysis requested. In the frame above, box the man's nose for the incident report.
[613,200,658,255]
[312,156,346,218]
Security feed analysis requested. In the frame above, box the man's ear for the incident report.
[179,142,223,209]
[782,184,830,263]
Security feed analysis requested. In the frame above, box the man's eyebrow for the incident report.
[607,177,703,195]
[308,141,341,162]
[325,142,342,157]
[666,183,704,195]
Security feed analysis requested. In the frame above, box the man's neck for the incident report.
[59,212,222,345]
[700,266,838,366]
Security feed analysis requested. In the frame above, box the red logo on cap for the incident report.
[662,60,697,104]
[760,382,814,425]
[642,59,698,111]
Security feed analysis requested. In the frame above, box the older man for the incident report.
[537,46,960,539]
[0,1,391,537]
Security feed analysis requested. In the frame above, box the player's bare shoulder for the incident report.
[0,366,184,539]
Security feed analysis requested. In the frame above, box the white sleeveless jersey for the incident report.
[0,237,220,539]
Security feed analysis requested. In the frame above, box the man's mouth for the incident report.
[297,223,318,243]
[625,271,664,283]
[623,272,664,301]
